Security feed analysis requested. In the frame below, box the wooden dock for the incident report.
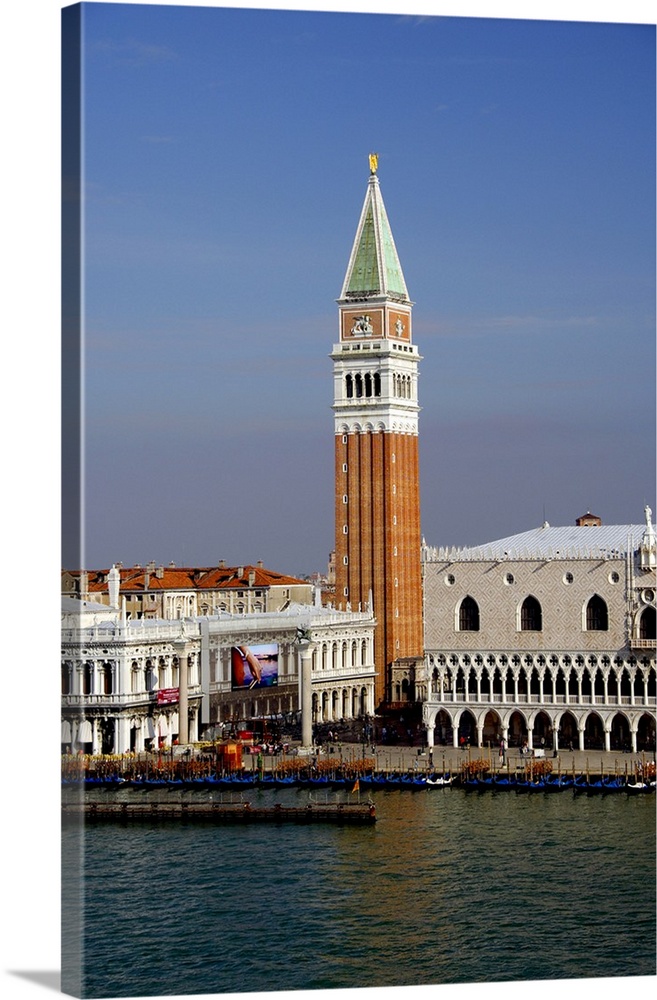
[62,801,376,825]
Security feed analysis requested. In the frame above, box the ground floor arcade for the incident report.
[423,703,656,753]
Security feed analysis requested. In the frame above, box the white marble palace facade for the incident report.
[421,507,656,754]
[204,601,376,726]
[61,598,204,754]
[61,590,376,754]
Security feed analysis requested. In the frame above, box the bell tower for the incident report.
[332,155,424,711]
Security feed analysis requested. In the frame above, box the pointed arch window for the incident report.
[586,595,608,631]
[520,596,542,631]
[458,596,480,632]
[639,606,655,640]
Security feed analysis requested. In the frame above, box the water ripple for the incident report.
[66,789,656,997]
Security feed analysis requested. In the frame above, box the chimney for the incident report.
[218,559,226,569]
[576,512,602,527]
[248,570,256,587]
[238,567,244,578]
[156,565,164,579]
[256,560,264,569]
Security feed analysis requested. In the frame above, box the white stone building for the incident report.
[421,507,656,753]
[61,597,203,754]
[61,591,377,754]
[204,600,377,726]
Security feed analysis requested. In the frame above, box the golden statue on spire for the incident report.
[369,152,379,175]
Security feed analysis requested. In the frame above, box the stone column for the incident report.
[116,715,131,755]
[175,644,189,745]
[476,722,484,748]
[188,707,198,743]
[604,727,611,752]
[300,643,314,748]
[423,706,435,748]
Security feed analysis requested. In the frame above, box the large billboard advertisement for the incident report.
[230,643,279,691]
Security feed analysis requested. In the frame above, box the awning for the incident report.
[157,716,169,736]
[77,719,92,743]
[61,720,72,742]
[170,712,179,732]
[145,717,156,739]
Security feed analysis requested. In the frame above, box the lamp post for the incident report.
[296,625,314,751]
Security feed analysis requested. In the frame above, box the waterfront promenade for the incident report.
[65,740,656,782]
[266,742,655,778]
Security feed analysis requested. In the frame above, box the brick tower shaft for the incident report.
[332,157,424,711]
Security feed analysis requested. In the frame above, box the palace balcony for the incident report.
[429,690,656,709]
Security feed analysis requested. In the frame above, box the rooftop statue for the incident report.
[369,152,378,174]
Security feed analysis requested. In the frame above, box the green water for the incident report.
[63,787,656,997]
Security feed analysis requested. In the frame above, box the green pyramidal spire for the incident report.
[340,158,410,303]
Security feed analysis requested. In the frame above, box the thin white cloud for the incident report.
[93,37,179,67]
[417,313,600,337]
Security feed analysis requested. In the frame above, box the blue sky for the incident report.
[1,3,655,997]
[73,1,656,575]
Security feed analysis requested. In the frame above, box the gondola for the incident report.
[273,775,298,788]
[182,777,207,790]
[543,775,572,792]
[625,780,650,794]
[425,774,453,788]
[601,776,625,794]
[490,775,517,791]
[526,779,548,793]
[572,775,590,795]
[257,774,277,788]
[462,777,482,791]
[359,773,387,789]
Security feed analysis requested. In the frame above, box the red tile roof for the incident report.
[64,564,308,593]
